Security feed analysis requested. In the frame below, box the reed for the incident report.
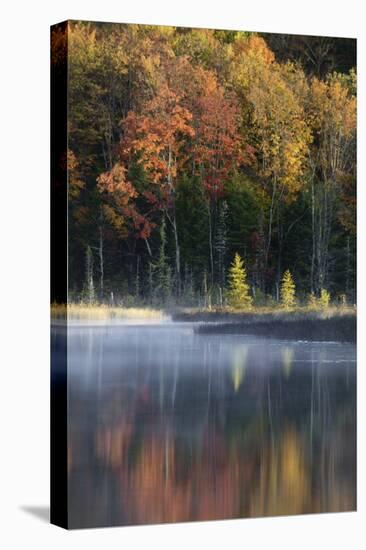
[51,302,164,320]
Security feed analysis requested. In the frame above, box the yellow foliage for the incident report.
[280,270,296,309]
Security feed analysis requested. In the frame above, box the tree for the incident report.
[214,200,228,295]
[226,253,252,309]
[307,72,356,295]
[153,216,172,304]
[189,68,252,285]
[280,270,296,309]
[121,78,196,293]
[68,22,177,298]
[229,37,311,293]
[248,64,310,291]
[262,34,356,78]
[97,163,151,238]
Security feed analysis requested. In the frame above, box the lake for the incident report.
[54,320,356,528]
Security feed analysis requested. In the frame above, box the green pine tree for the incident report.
[280,270,296,309]
[153,216,172,304]
[226,253,252,309]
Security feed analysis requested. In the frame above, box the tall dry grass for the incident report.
[51,302,165,321]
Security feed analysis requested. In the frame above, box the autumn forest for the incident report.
[52,22,356,309]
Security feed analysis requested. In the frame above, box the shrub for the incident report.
[307,292,318,309]
[252,287,267,307]
[319,288,331,309]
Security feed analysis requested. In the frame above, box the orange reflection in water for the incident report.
[65,328,356,528]
[75,411,354,525]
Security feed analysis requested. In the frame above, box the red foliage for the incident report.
[189,69,253,200]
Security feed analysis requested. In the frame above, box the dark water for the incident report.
[56,321,356,528]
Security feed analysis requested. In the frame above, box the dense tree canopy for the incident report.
[56,22,356,307]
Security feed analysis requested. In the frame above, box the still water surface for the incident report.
[60,321,356,528]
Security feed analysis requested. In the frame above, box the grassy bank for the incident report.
[172,306,355,322]
[173,307,356,342]
[51,303,165,321]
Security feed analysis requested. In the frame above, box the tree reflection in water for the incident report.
[61,324,356,528]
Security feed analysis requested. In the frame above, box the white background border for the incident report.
[0,1,364,548]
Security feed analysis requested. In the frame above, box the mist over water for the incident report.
[54,321,356,528]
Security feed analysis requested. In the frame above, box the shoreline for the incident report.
[173,308,356,343]
[51,304,356,342]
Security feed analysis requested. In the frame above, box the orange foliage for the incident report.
[233,35,275,67]
[123,83,195,186]
[190,68,253,199]
[51,23,68,68]
[97,164,153,239]
[67,149,85,200]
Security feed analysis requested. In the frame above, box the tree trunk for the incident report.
[310,179,315,294]
[172,215,181,294]
[345,235,350,298]
[167,145,181,294]
[135,255,140,300]
[208,204,214,286]
[265,175,277,272]
[276,208,283,302]
[99,214,104,302]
